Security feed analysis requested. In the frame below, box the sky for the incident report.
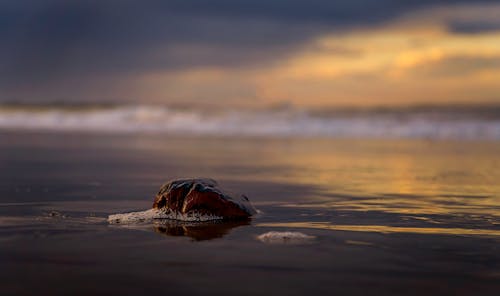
[1,0,500,108]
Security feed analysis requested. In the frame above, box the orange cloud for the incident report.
[131,3,500,108]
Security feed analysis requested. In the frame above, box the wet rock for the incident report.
[46,211,67,218]
[152,178,256,220]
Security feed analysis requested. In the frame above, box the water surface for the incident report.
[1,132,499,295]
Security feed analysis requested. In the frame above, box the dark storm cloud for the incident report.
[448,20,500,34]
[0,0,496,101]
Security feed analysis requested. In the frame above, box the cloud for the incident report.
[0,0,498,102]
[448,20,500,34]
[408,55,500,77]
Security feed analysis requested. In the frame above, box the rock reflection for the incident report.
[153,219,250,241]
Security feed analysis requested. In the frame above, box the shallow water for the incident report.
[1,132,499,295]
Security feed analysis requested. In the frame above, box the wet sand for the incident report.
[0,132,499,295]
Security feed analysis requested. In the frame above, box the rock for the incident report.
[152,178,256,220]
[47,211,67,218]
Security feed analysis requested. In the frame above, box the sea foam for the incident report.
[107,208,224,224]
[1,104,500,140]
[257,231,316,244]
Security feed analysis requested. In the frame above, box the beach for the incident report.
[1,131,499,295]
[3,1,500,295]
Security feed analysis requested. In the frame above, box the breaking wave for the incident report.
[1,104,499,140]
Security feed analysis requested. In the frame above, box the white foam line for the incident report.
[1,105,500,140]
[107,208,224,224]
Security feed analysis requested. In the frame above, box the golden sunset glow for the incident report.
[193,139,500,217]
[257,222,500,237]
[255,26,500,107]
[128,4,500,108]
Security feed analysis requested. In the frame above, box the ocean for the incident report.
[0,104,499,295]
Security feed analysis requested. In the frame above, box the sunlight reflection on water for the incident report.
[257,222,500,237]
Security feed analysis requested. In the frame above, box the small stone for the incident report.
[48,211,62,217]
[152,178,256,220]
